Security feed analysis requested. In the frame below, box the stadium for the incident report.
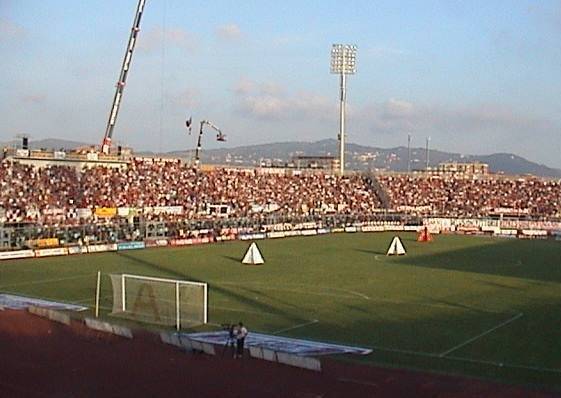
[1,1,561,397]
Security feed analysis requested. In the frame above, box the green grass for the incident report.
[1,232,560,389]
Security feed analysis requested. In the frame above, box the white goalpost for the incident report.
[108,273,208,330]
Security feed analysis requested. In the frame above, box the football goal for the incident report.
[109,273,208,330]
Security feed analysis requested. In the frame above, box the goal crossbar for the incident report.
[120,273,207,287]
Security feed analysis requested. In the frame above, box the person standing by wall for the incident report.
[235,322,248,359]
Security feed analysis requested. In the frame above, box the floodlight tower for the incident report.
[330,44,357,176]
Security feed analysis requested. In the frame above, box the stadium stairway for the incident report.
[363,173,391,209]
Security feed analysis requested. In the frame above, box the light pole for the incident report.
[425,136,431,171]
[330,44,357,176]
[407,133,412,173]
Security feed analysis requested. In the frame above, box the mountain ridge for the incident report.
[2,138,560,177]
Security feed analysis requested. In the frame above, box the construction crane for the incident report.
[101,0,146,154]
[192,119,226,168]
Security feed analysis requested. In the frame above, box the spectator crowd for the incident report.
[1,159,560,226]
[377,174,561,218]
[0,159,382,225]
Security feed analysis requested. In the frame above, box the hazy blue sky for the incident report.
[1,1,560,167]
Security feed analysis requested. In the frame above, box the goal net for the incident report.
[109,274,208,329]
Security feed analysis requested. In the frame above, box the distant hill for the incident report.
[3,137,560,177]
[0,138,94,151]
[167,139,561,178]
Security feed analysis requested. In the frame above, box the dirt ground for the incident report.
[0,310,558,398]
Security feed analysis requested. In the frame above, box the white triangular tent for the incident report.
[242,242,265,265]
[386,236,406,256]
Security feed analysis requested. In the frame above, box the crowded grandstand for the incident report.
[1,156,560,250]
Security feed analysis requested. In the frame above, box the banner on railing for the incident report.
[94,207,117,217]
[36,238,60,248]
[68,246,87,255]
[384,225,404,232]
[117,207,136,217]
[87,243,118,253]
[267,231,286,239]
[521,229,547,236]
[143,206,183,215]
[361,225,384,232]
[117,241,145,251]
[0,250,35,260]
[403,226,422,232]
[170,238,192,246]
[239,233,266,241]
[145,239,169,248]
[77,208,92,218]
[35,248,68,257]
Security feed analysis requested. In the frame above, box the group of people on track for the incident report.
[228,322,248,359]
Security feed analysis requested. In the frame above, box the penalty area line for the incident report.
[272,319,319,335]
[439,312,524,357]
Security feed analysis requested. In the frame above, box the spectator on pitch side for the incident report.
[234,322,248,359]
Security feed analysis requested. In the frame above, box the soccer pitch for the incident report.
[1,232,560,388]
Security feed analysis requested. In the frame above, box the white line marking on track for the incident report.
[439,312,524,357]
[272,319,319,334]
[337,377,378,387]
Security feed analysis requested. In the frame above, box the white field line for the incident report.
[439,312,524,357]
[272,319,319,335]
[210,304,287,317]
[212,281,513,314]
[214,281,370,300]
[445,354,561,374]
[0,273,95,289]
[369,344,440,359]
[368,343,561,374]
[73,294,113,304]
[0,289,92,310]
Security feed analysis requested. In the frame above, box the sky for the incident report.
[1,0,561,167]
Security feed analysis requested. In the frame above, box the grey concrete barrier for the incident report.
[201,343,216,356]
[160,332,182,347]
[261,348,277,362]
[276,352,321,372]
[249,346,263,359]
[27,306,69,325]
[46,309,70,325]
[178,336,193,351]
[111,324,133,339]
[169,333,182,347]
[191,340,204,352]
[303,356,322,372]
[85,318,116,334]
[276,352,292,365]
[159,332,172,345]
[28,306,49,317]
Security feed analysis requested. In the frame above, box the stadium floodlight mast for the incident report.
[330,44,357,176]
